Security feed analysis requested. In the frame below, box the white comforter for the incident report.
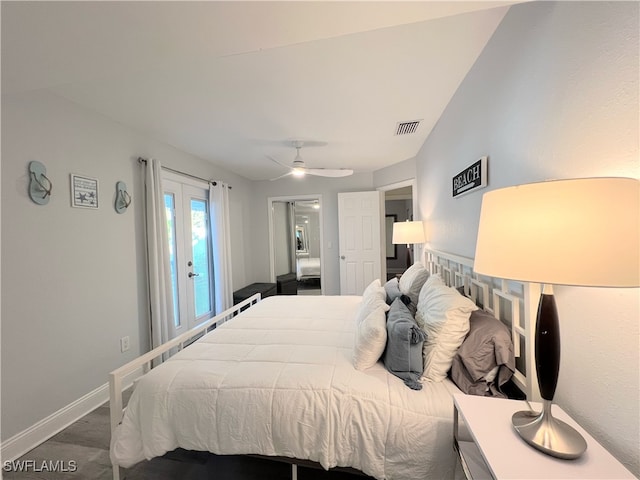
[111,296,460,479]
[296,257,321,279]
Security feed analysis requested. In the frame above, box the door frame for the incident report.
[377,178,419,266]
[267,194,325,294]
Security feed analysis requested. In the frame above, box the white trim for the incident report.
[377,178,418,220]
[1,367,142,462]
[378,178,419,260]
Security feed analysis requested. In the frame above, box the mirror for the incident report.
[295,225,308,253]
[269,196,323,295]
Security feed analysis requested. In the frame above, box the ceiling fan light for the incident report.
[292,168,306,178]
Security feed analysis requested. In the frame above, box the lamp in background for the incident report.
[474,177,639,459]
[392,220,425,268]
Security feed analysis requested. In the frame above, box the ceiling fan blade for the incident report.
[266,154,292,170]
[304,168,354,178]
[269,171,294,181]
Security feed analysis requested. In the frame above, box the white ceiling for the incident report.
[2,1,516,181]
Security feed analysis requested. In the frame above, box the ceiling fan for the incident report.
[267,141,353,180]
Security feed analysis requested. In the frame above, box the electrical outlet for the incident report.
[120,336,130,353]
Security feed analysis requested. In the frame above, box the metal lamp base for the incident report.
[512,400,587,459]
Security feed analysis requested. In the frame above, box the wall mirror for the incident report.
[268,195,323,295]
[295,225,308,253]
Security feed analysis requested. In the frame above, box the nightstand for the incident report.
[453,394,634,479]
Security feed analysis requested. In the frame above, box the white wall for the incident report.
[416,1,639,475]
[249,173,374,295]
[1,90,252,441]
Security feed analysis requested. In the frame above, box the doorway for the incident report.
[163,174,214,333]
[379,180,416,280]
[268,195,324,296]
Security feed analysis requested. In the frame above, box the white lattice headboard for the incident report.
[424,249,542,401]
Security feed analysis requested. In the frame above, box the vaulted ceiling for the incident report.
[2,1,518,181]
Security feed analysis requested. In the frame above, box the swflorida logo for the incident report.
[3,459,78,473]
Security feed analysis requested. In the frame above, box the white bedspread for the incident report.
[111,296,461,479]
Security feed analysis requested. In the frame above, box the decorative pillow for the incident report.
[416,275,478,382]
[398,263,429,305]
[353,304,388,370]
[450,309,515,397]
[356,280,389,324]
[382,298,427,390]
[362,278,383,300]
[383,277,402,305]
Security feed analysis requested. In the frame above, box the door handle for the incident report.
[188,272,199,278]
[340,256,346,260]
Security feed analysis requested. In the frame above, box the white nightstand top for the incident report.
[454,394,634,479]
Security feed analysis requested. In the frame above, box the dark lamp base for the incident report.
[512,400,587,459]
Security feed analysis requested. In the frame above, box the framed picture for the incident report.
[452,156,488,198]
[70,174,99,209]
[385,214,397,259]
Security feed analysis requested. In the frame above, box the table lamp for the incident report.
[392,220,425,268]
[473,177,639,459]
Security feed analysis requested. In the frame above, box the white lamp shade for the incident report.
[392,221,425,245]
[474,177,639,287]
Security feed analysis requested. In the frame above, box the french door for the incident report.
[163,176,214,332]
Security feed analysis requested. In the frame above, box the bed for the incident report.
[296,256,321,280]
[110,250,540,480]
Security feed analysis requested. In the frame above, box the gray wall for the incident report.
[372,157,416,188]
[416,2,639,474]
[1,90,253,440]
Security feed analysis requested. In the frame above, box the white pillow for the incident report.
[356,290,389,324]
[398,263,429,305]
[355,279,388,324]
[362,278,383,299]
[353,304,388,370]
[417,274,478,382]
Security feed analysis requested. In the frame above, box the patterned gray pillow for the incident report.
[382,298,426,390]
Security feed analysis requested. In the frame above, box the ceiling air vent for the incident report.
[395,120,421,136]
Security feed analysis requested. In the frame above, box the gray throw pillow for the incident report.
[383,298,426,390]
[383,277,402,305]
[450,309,515,397]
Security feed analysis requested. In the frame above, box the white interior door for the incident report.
[338,191,384,295]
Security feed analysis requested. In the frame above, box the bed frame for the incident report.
[424,249,541,402]
[109,249,540,480]
[109,293,262,480]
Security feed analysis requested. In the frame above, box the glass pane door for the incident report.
[165,193,181,328]
[163,177,214,332]
[189,198,212,318]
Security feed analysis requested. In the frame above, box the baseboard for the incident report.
[1,367,142,462]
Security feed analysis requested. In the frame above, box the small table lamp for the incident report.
[474,177,639,459]
[392,220,425,268]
